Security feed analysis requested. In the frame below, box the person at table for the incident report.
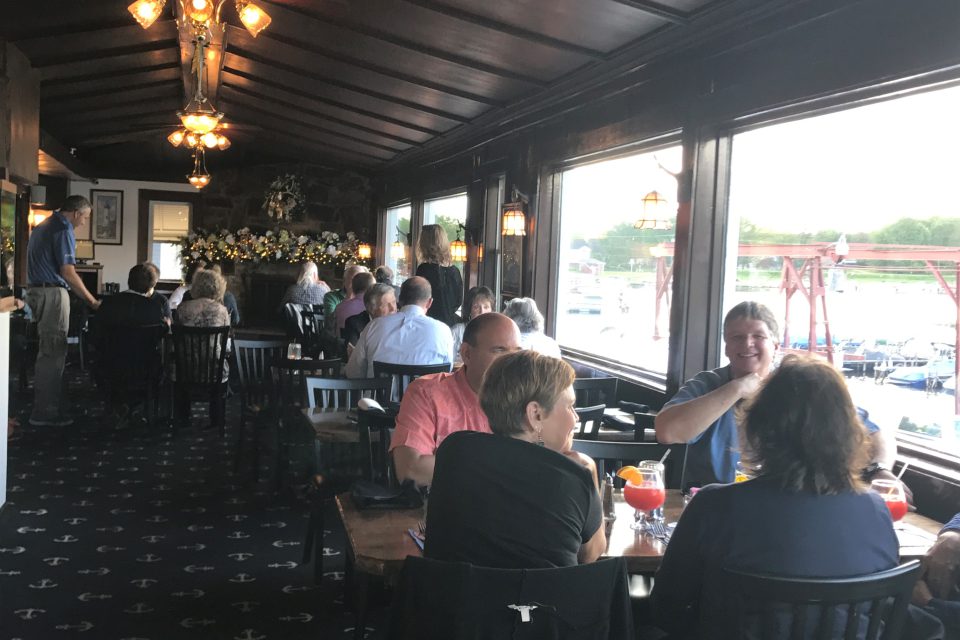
[425,350,605,568]
[168,260,205,310]
[342,282,397,354]
[503,296,561,358]
[179,264,240,326]
[322,263,366,354]
[175,269,230,329]
[141,261,172,323]
[450,285,494,366]
[415,224,463,327]
[345,276,452,379]
[280,260,330,306]
[651,354,901,638]
[93,264,168,331]
[391,312,521,487]
[335,270,375,337]
[913,512,960,639]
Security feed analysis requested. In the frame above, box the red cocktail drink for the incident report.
[624,483,665,512]
[886,499,908,522]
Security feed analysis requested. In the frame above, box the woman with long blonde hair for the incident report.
[415,224,463,326]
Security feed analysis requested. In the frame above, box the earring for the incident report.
[536,427,544,446]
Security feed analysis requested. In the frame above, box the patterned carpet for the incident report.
[0,365,389,640]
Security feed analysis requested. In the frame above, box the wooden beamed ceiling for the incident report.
[4,0,719,180]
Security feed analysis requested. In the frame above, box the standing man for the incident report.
[26,195,101,427]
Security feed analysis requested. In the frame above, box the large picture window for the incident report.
[384,203,411,282]
[556,145,682,376]
[423,192,468,277]
[725,85,960,457]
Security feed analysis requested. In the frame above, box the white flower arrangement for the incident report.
[262,174,305,222]
[179,226,369,270]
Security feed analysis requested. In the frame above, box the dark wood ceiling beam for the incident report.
[608,0,690,25]
[221,101,397,160]
[46,105,181,132]
[17,21,179,64]
[399,0,606,59]
[42,79,181,110]
[4,1,137,40]
[39,130,97,181]
[74,129,178,147]
[221,67,439,139]
[40,49,180,82]
[230,26,502,108]
[219,81,423,147]
[250,131,379,168]
[29,38,179,69]
[263,1,547,87]
[42,66,181,97]
[223,46,476,124]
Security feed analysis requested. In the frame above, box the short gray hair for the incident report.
[191,269,226,302]
[364,283,395,314]
[503,297,544,333]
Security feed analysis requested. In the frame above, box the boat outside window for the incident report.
[555,145,682,377]
[724,84,960,459]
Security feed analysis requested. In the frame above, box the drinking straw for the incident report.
[659,449,671,465]
[896,462,910,480]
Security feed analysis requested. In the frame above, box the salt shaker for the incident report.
[602,475,616,521]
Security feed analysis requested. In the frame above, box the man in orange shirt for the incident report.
[391,312,521,487]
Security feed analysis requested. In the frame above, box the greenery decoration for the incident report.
[263,174,305,221]
[179,227,366,271]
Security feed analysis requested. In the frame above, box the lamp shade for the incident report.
[237,0,272,36]
[178,96,223,135]
[391,241,406,261]
[185,0,214,25]
[187,148,211,189]
[501,203,526,236]
[29,185,47,207]
[357,242,372,260]
[450,236,467,262]
[128,0,166,28]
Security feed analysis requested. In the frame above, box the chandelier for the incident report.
[187,147,211,189]
[128,0,272,37]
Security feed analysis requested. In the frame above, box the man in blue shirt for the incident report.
[25,195,101,427]
[914,513,960,639]
[655,301,895,488]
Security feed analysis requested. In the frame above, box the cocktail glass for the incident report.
[623,461,665,532]
[871,478,908,523]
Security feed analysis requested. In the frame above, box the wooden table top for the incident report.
[301,407,361,443]
[335,489,942,579]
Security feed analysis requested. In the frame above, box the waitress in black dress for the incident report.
[415,224,463,327]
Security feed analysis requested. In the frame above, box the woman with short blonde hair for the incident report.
[415,224,463,326]
[425,350,606,569]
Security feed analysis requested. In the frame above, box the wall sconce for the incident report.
[634,190,673,230]
[501,186,529,237]
[391,226,410,261]
[29,185,47,208]
[357,242,372,260]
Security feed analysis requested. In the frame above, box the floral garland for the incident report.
[263,174,305,222]
[179,227,365,271]
[1,227,13,257]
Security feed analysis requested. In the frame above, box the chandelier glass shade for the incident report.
[185,0,214,25]
[237,1,272,36]
[187,148,211,189]
[450,234,467,262]
[128,0,166,28]
[178,96,223,135]
[501,203,526,237]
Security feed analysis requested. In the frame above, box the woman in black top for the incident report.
[415,224,463,326]
[425,350,605,569]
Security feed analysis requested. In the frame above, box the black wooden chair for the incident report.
[232,339,285,479]
[714,560,921,640]
[573,376,618,407]
[372,361,452,402]
[92,323,168,429]
[633,411,657,442]
[358,406,398,486]
[385,556,633,640]
[574,403,607,440]
[281,303,324,358]
[170,324,231,435]
[302,375,393,584]
[571,439,687,490]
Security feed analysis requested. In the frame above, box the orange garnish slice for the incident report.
[616,465,643,484]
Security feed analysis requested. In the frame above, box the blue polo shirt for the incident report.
[665,365,881,488]
[27,210,76,287]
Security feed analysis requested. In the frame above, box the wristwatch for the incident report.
[862,462,889,478]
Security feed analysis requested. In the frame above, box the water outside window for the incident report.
[556,146,682,375]
[725,85,960,456]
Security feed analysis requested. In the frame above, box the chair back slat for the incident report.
[270,358,342,410]
[574,404,606,440]
[572,377,618,408]
[234,339,285,407]
[718,561,921,640]
[357,408,397,484]
[172,325,231,387]
[372,361,452,402]
[571,439,687,489]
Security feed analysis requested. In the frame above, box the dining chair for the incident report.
[170,324,231,435]
[92,322,168,430]
[232,339,285,479]
[385,556,633,640]
[372,361,452,403]
[281,302,324,358]
[713,560,921,640]
[574,403,607,440]
[571,439,688,490]
[573,376,618,407]
[301,375,393,584]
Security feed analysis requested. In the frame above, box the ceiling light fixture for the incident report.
[187,147,211,189]
[128,0,166,28]
[634,190,673,230]
[129,0,272,37]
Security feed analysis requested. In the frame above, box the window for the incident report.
[384,203,411,282]
[555,146,682,376]
[725,84,960,457]
[423,193,468,276]
[149,201,191,280]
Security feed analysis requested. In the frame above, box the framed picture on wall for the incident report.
[91,189,123,244]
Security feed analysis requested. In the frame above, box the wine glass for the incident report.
[871,478,907,524]
[623,461,665,532]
